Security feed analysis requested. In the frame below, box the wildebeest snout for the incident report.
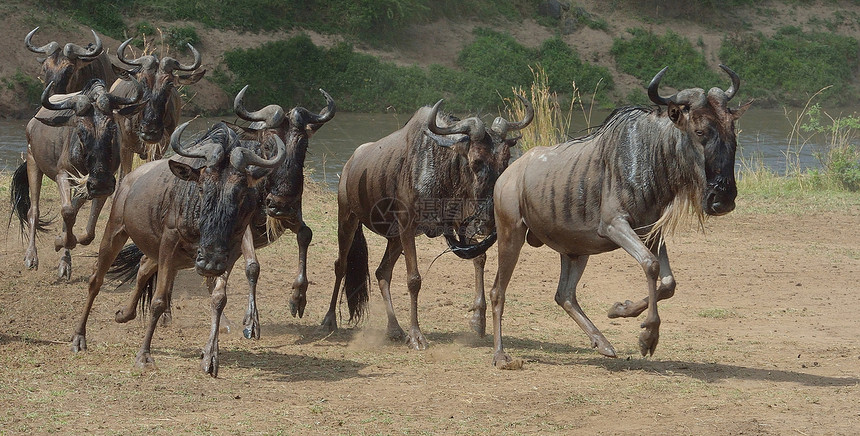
[86,176,116,199]
[704,177,737,216]
[265,194,300,219]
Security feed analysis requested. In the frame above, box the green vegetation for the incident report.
[611,28,721,90]
[720,27,860,107]
[219,29,613,113]
[2,70,42,106]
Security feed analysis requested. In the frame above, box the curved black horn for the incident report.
[234,85,286,128]
[25,27,60,55]
[648,66,672,106]
[40,81,90,112]
[428,99,483,137]
[63,29,103,59]
[170,121,210,159]
[294,88,337,125]
[230,134,287,174]
[117,37,143,67]
[492,93,534,137]
[106,75,144,107]
[175,43,202,71]
[443,231,498,259]
[720,64,741,101]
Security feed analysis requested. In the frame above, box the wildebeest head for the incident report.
[117,37,206,143]
[233,85,336,222]
[25,27,105,94]
[424,96,534,233]
[648,65,751,216]
[36,78,146,198]
[168,121,287,277]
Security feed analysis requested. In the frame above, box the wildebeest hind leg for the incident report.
[377,237,405,342]
[469,251,488,337]
[608,243,676,320]
[556,254,616,357]
[115,255,156,323]
[72,224,129,352]
[24,154,43,270]
[135,256,178,369]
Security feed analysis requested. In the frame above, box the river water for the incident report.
[0,107,839,189]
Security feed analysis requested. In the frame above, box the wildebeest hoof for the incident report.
[115,308,135,323]
[160,311,173,327]
[25,256,38,270]
[78,233,95,246]
[242,309,260,339]
[608,300,635,318]
[407,329,427,350]
[470,311,486,337]
[71,334,87,352]
[493,352,523,370]
[289,294,306,318]
[387,325,407,343]
[57,259,72,281]
[135,351,155,368]
[201,346,219,377]
[320,312,338,332]
[638,328,660,356]
[593,339,617,358]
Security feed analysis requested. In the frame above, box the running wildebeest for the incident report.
[323,96,533,350]
[110,37,206,181]
[230,85,336,339]
[10,77,145,279]
[71,121,286,377]
[485,65,751,367]
[25,27,118,94]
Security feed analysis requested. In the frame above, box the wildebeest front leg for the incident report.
[600,217,662,356]
[377,237,406,342]
[24,152,43,270]
[288,222,312,318]
[77,197,107,246]
[489,216,527,367]
[202,272,230,377]
[240,227,261,339]
[55,172,82,280]
[607,242,676,319]
[469,251,488,337]
[556,254,616,357]
[399,230,427,350]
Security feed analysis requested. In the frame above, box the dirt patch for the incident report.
[1,186,858,434]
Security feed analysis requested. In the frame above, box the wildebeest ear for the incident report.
[36,57,46,64]
[176,69,206,85]
[168,159,203,182]
[667,102,688,127]
[423,128,469,149]
[117,101,147,117]
[111,63,135,81]
[34,111,74,127]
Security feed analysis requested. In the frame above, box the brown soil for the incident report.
[1,185,859,434]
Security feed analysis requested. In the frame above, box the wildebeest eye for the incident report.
[695,130,705,137]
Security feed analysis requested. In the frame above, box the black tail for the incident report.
[107,243,158,318]
[8,161,51,236]
[343,226,370,323]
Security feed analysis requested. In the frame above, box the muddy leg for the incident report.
[78,197,107,246]
[469,251,488,337]
[321,214,360,331]
[556,254,616,357]
[398,230,427,350]
[608,242,676,319]
[115,255,157,323]
[72,224,129,352]
[240,227,261,339]
[289,222,312,318]
[600,217,662,356]
[55,172,85,280]
[24,153,43,270]
[202,272,229,377]
[377,238,405,342]
[489,219,526,367]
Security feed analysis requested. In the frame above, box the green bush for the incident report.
[720,27,860,107]
[611,28,721,89]
[165,26,201,52]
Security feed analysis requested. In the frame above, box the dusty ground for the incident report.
[0,182,858,435]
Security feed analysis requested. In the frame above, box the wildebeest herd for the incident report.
[8,29,749,376]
